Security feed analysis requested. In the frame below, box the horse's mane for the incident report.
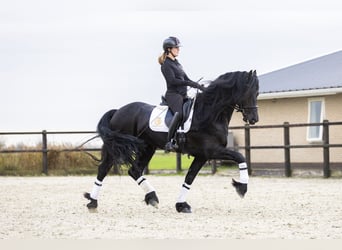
[195,71,254,128]
[204,71,249,103]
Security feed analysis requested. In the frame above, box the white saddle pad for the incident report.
[149,105,194,133]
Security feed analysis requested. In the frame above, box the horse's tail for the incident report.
[97,109,144,168]
[97,109,117,136]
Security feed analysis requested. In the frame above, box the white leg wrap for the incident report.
[136,176,155,194]
[177,183,191,203]
[239,162,249,184]
[90,179,102,200]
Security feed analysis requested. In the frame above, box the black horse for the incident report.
[84,70,259,213]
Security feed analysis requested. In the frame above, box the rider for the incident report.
[158,36,204,152]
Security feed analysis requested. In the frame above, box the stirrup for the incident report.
[164,139,178,153]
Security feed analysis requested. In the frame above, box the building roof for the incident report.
[259,50,342,95]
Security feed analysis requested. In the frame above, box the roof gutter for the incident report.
[258,87,342,100]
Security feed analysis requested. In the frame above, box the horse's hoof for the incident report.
[231,179,248,198]
[145,191,159,208]
[176,202,192,213]
[149,200,159,208]
[84,192,98,209]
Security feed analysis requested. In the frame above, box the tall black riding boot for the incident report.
[165,112,181,153]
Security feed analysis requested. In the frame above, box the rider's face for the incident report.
[170,47,180,57]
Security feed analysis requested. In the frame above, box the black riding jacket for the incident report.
[161,57,200,97]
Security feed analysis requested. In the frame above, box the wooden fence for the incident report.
[227,120,342,177]
[0,120,341,177]
[0,130,98,175]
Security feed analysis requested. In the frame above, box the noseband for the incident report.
[233,104,258,114]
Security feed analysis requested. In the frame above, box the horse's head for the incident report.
[196,70,259,128]
[236,70,259,125]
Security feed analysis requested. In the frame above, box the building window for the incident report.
[307,98,325,141]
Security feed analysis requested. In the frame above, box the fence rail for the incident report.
[1,120,341,177]
[0,130,100,175]
[228,120,342,177]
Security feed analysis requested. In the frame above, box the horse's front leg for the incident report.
[211,148,249,198]
[176,156,207,213]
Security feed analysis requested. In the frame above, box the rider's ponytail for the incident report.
[158,52,167,65]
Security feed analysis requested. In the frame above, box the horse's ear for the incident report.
[248,70,253,79]
[253,70,257,76]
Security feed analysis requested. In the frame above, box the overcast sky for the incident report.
[1,0,342,143]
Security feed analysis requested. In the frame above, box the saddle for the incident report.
[160,96,194,128]
[149,97,195,133]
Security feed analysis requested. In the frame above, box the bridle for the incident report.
[233,104,258,113]
[233,104,258,124]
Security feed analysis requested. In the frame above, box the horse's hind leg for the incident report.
[128,145,159,208]
[84,148,113,210]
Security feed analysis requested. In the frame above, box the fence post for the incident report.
[244,124,251,175]
[211,160,217,174]
[283,122,292,177]
[323,120,330,178]
[176,152,182,173]
[113,165,120,175]
[144,165,149,175]
[42,130,48,175]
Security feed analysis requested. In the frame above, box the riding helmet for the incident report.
[163,36,181,51]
